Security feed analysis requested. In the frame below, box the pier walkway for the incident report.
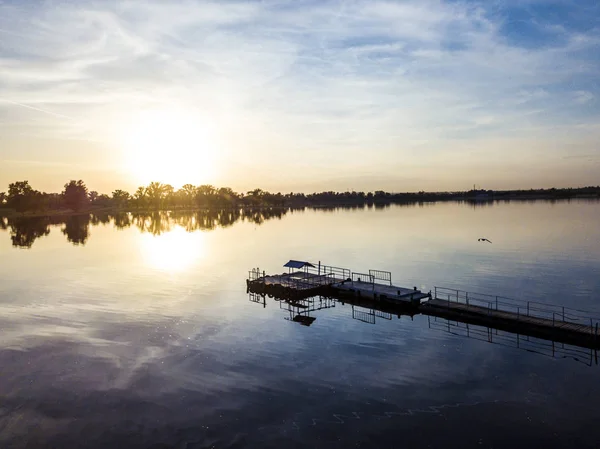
[424,287,599,348]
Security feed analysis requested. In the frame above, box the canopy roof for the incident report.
[283,260,315,269]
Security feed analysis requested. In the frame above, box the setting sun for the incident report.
[122,108,218,188]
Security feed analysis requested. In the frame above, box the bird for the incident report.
[478,238,492,243]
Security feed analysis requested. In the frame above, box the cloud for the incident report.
[573,90,595,104]
[0,0,600,191]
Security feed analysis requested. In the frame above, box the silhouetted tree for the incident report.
[63,180,88,212]
[163,184,175,208]
[7,181,37,213]
[88,190,99,204]
[180,184,197,207]
[146,182,165,209]
[0,191,6,206]
[196,184,216,207]
[133,187,147,209]
[112,190,130,209]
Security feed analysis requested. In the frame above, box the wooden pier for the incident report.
[247,261,600,350]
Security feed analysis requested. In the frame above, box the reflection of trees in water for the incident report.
[1,208,291,247]
[8,217,51,248]
[132,208,288,234]
[242,208,288,225]
[90,213,111,226]
[112,212,131,230]
[132,212,171,236]
[62,214,90,245]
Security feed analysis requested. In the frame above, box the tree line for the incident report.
[1,180,599,214]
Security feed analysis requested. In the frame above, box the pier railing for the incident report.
[369,269,392,286]
[433,286,600,331]
[310,264,351,281]
[248,264,351,290]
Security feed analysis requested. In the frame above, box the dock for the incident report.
[423,287,600,349]
[247,260,429,304]
[247,261,600,350]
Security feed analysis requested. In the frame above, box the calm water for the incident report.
[1,201,600,448]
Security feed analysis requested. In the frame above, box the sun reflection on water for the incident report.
[138,225,206,272]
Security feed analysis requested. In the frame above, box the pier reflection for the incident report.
[427,315,598,367]
[249,292,599,366]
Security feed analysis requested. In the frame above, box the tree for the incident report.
[7,181,36,213]
[112,189,130,208]
[63,180,89,212]
[88,191,99,204]
[196,184,216,207]
[0,191,6,206]
[180,184,197,207]
[162,184,174,208]
[146,182,165,208]
[133,187,147,209]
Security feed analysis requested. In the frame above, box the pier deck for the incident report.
[246,262,600,349]
[247,263,429,303]
[261,271,346,291]
[333,281,430,303]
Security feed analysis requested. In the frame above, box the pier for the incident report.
[247,260,430,303]
[246,261,600,350]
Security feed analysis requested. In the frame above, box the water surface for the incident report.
[1,201,599,448]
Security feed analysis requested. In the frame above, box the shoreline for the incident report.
[1,196,598,219]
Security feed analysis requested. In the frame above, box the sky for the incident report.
[0,0,599,194]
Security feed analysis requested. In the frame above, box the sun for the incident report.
[122,108,218,188]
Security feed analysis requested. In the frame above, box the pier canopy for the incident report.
[283,260,315,269]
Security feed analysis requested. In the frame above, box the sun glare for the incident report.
[122,108,218,188]
[139,226,206,272]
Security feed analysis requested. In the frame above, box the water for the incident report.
[0,201,599,448]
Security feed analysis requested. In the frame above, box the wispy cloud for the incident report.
[0,0,599,191]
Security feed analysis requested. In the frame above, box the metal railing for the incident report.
[351,272,375,287]
[248,268,265,282]
[369,269,392,286]
[433,286,600,334]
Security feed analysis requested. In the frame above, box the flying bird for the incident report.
[478,238,492,243]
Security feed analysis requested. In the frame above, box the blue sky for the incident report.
[0,0,599,193]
